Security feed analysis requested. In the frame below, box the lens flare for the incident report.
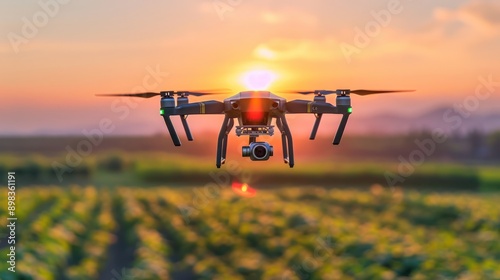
[232,181,256,197]
[241,70,277,90]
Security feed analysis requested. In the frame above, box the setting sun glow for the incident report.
[241,70,277,90]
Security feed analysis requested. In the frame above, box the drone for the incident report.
[97,89,413,168]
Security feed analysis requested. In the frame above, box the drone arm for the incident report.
[286,99,351,145]
[285,100,339,114]
[161,101,224,146]
[169,101,225,115]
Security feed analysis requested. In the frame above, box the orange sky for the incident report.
[1,0,499,135]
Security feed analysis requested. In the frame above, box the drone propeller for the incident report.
[177,89,232,97]
[348,89,414,96]
[95,89,232,98]
[283,89,414,96]
[95,92,161,98]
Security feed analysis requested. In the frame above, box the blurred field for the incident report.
[0,152,499,191]
[1,135,499,279]
[1,186,499,280]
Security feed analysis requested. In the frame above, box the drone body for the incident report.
[97,89,412,168]
[159,90,352,168]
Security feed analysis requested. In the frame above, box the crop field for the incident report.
[0,186,499,280]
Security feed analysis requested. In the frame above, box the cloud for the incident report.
[253,38,340,61]
[433,0,500,36]
[260,10,318,26]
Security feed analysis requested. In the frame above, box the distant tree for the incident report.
[466,129,485,158]
[488,131,500,159]
[98,154,126,172]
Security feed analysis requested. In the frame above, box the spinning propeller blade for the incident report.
[95,89,232,98]
[283,89,414,96]
[278,90,316,95]
[178,89,232,96]
[95,92,160,98]
[350,89,415,96]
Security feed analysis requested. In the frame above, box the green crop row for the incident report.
[0,186,499,279]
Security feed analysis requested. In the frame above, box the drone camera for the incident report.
[242,142,274,161]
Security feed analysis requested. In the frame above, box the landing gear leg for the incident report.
[216,116,233,168]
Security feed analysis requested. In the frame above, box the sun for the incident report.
[241,70,277,91]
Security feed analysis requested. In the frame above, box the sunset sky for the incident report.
[1,0,499,135]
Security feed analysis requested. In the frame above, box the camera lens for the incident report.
[253,145,267,159]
